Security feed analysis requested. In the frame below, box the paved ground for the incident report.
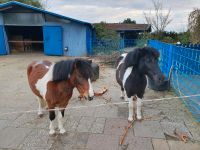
[0,53,200,150]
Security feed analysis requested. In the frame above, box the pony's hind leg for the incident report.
[58,109,66,134]
[49,110,56,135]
[120,87,125,99]
[36,96,46,117]
[121,87,128,102]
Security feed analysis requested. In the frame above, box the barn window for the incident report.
[3,13,44,26]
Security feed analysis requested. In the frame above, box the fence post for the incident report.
[120,39,125,49]
[168,44,173,77]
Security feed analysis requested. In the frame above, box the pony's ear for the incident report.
[74,59,92,69]
[138,47,160,59]
[75,59,82,68]
[124,48,144,68]
[74,59,82,69]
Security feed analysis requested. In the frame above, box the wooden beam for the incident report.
[8,41,43,44]
[0,6,13,11]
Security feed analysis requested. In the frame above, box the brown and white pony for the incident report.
[27,59,94,135]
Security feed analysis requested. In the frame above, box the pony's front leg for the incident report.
[136,97,142,120]
[49,110,56,135]
[128,96,134,122]
[58,109,66,134]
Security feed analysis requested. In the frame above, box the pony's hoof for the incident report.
[59,129,66,134]
[128,117,133,122]
[124,98,129,102]
[49,130,56,135]
[38,113,43,118]
[137,115,142,121]
[120,96,124,100]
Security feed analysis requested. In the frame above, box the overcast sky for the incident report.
[46,0,200,32]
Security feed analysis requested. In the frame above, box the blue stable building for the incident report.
[0,1,93,56]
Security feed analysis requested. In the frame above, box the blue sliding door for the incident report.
[0,26,7,55]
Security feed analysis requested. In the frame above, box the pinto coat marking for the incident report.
[116,47,164,121]
[35,63,54,99]
[27,59,94,134]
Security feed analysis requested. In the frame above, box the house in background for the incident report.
[93,23,151,48]
[105,23,151,39]
[0,1,93,56]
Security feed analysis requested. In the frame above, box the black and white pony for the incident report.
[116,47,165,121]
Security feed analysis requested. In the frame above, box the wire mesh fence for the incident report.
[92,39,121,55]
[148,40,200,122]
[92,38,147,55]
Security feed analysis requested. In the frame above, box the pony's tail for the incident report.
[115,56,123,68]
[27,64,33,77]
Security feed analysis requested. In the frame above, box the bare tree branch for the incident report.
[143,0,172,33]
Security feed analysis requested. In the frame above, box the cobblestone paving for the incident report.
[0,54,200,150]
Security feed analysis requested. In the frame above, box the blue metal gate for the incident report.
[148,40,200,122]
[43,26,63,56]
[0,26,7,55]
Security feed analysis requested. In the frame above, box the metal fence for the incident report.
[148,40,200,122]
[176,43,200,50]
[92,39,147,55]
[92,39,121,55]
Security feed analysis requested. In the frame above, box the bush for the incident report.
[141,31,190,44]
[178,31,190,44]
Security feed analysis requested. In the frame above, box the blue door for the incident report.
[0,26,7,55]
[43,26,63,56]
[86,27,92,55]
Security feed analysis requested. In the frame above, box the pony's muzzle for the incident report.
[158,75,165,83]
[154,74,165,84]
[150,72,165,85]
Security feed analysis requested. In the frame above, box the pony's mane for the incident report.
[123,47,160,69]
[52,59,93,82]
[53,60,74,81]
[75,59,93,79]
[144,47,160,59]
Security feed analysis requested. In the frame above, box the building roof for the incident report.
[104,23,151,31]
[0,1,92,27]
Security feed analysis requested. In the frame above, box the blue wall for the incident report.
[45,21,88,56]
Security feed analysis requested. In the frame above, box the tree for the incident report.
[188,8,200,43]
[94,22,119,40]
[144,0,172,35]
[0,0,44,9]
[122,18,136,24]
